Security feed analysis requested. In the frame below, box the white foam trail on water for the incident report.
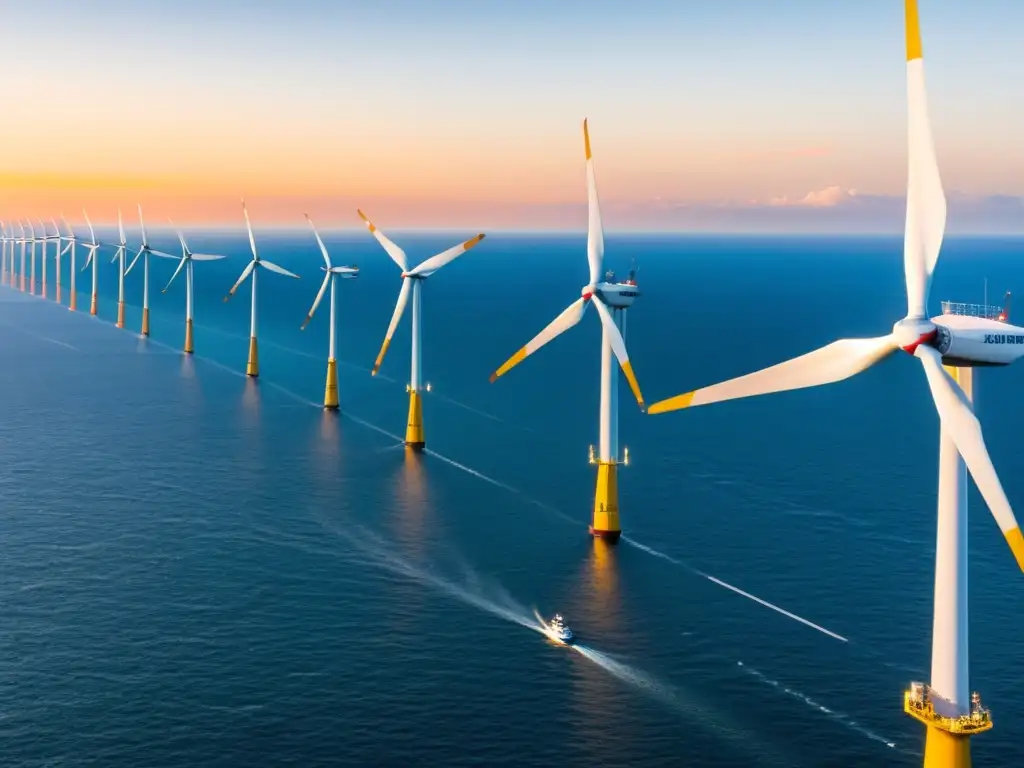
[737,662,901,752]
[622,537,848,643]
[0,320,80,350]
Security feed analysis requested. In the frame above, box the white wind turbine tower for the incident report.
[37,218,55,300]
[80,210,102,316]
[649,3,1021,765]
[59,215,79,310]
[163,219,227,354]
[223,199,299,377]
[125,204,177,337]
[27,219,37,295]
[108,209,129,328]
[489,119,645,542]
[300,214,359,410]
[358,209,486,450]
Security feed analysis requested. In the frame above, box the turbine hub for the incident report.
[581,285,594,300]
[892,317,937,354]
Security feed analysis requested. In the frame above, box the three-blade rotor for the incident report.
[223,199,299,301]
[357,209,485,375]
[301,213,359,331]
[488,118,644,410]
[647,2,1024,572]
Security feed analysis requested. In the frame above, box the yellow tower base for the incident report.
[924,729,971,768]
[69,292,77,311]
[141,308,150,336]
[324,358,339,410]
[90,293,97,316]
[246,336,259,377]
[41,280,46,300]
[30,278,35,295]
[56,284,62,304]
[405,390,425,450]
[116,301,125,329]
[590,461,621,542]
[184,318,194,354]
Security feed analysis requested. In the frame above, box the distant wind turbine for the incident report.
[59,214,78,311]
[108,209,128,328]
[17,221,26,292]
[37,217,54,300]
[300,213,359,410]
[27,219,37,295]
[0,221,8,287]
[126,204,177,337]
[223,199,300,377]
[163,218,227,354]
[81,210,102,316]
[359,209,485,450]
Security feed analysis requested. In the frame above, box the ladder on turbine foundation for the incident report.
[904,683,993,735]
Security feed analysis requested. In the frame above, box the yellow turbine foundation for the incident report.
[69,291,77,311]
[141,308,150,336]
[90,293,97,316]
[116,301,125,329]
[56,283,61,304]
[246,336,259,377]
[41,279,46,299]
[324,358,339,410]
[184,318,194,354]
[590,461,621,542]
[924,729,971,768]
[405,390,425,450]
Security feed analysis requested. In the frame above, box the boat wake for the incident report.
[736,662,909,755]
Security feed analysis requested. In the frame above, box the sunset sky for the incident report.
[2,0,1023,231]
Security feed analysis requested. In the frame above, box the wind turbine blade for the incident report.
[372,278,412,375]
[304,213,332,269]
[190,253,227,261]
[138,203,149,247]
[241,199,258,260]
[647,336,898,414]
[59,243,72,257]
[60,214,73,238]
[591,298,644,409]
[903,0,946,318]
[50,217,60,238]
[110,247,121,264]
[357,209,408,272]
[223,260,256,301]
[408,234,486,277]
[83,209,97,245]
[489,297,589,383]
[915,345,1024,571]
[301,273,332,330]
[330,266,359,276]
[258,259,299,278]
[117,208,126,245]
[584,118,604,286]
[162,257,187,292]
[82,247,97,270]
[125,247,144,275]
[168,218,189,254]
[149,249,179,260]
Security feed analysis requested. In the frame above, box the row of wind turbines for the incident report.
[0,3,1019,765]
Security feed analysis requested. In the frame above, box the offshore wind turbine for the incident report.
[223,199,299,377]
[1,221,8,286]
[108,209,128,328]
[18,221,26,292]
[27,220,37,295]
[163,219,227,354]
[37,218,54,300]
[59,215,79,310]
[81,210,102,315]
[300,213,359,410]
[359,209,485,450]
[488,119,645,542]
[649,3,1022,764]
[126,205,177,336]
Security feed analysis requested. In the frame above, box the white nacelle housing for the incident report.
[932,315,1024,367]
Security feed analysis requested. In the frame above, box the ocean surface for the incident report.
[2,231,1023,767]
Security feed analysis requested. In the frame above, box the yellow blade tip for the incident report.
[489,372,499,384]
[1007,527,1024,573]
[905,0,922,61]
[647,391,697,415]
[583,118,592,160]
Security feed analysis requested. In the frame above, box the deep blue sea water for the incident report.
[2,231,1023,767]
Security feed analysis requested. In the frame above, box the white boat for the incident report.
[549,613,574,643]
